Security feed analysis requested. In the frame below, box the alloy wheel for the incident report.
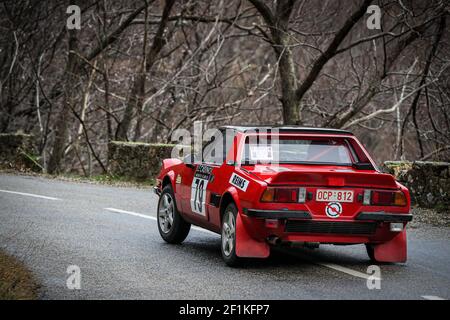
[158,193,174,233]
[222,210,236,257]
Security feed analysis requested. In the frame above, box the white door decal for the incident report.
[190,165,213,216]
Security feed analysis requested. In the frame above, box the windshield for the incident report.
[242,137,354,165]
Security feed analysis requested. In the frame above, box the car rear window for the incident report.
[242,136,355,165]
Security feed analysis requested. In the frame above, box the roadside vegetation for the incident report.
[1,1,448,177]
[0,250,38,300]
[0,167,154,189]
[57,172,155,188]
[409,207,450,229]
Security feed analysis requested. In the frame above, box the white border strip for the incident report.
[104,207,218,236]
[0,189,61,201]
[105,207,156,220]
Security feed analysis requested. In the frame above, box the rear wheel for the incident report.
[157,185,190,244]
[221,203,242,267]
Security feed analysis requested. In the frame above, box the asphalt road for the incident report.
[0,173,449,300]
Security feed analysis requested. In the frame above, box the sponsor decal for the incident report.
[229,173,249,192]
[190,165,213,215]
[176,175,182,184]
[325,202,342,218]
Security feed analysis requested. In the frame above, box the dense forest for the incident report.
[0,0,448,174]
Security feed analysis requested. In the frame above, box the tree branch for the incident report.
[86,2,154,61]
[248,0,275,26]
[294,0,372,102]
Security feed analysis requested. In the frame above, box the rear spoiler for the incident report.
[267,171,398,189]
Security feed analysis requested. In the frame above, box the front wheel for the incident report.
[157,185,190,244]
[221,203,243,267]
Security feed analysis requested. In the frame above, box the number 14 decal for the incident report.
[191,177,207,215]
[190,165,213,216]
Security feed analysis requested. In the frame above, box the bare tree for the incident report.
[116,0,175,141]
[47,1,151,173]
[1,0,448,175]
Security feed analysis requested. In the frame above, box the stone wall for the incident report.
[382,161,449,211]
[0,133,39,171]
[108,141,176,180]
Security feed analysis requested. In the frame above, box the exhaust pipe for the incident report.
[266,236,282,246]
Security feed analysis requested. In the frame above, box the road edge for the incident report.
[0,249,39,300]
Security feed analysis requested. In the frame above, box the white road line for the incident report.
[288,250,381,280]
[0,189,61,201]
[104,208,218,236]
[105,207,156,220]
[422,295,446,300]
[317,262,380,281]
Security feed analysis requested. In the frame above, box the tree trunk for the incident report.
[116,0,175,141]
[47,27,80,174]
[275,33,300,125]
[249,0,371,126]
[116,72,146,140]
[47,2,148,172]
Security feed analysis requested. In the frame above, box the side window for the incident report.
[203,136,224,165]
[202,129,235,165]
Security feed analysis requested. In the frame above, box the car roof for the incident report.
[219,125,353,135]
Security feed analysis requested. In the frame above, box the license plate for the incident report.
[316,189,354,202]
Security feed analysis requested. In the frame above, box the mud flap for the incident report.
[374,229,407,263]
[235,213,270,258]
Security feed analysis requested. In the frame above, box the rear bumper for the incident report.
[356,212,412,222]
[243,208,311,219]
[241,207,411,244]
[243,208,412,223]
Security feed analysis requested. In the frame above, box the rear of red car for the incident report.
[236,129,412,263]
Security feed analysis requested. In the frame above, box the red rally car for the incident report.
[154,126,412,266]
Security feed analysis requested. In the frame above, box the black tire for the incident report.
[157,184,190,244]
[365,244,376,262]
[221,203,243,267]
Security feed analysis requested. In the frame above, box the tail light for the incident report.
[261,187,306,203]
[363,190,407,206]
